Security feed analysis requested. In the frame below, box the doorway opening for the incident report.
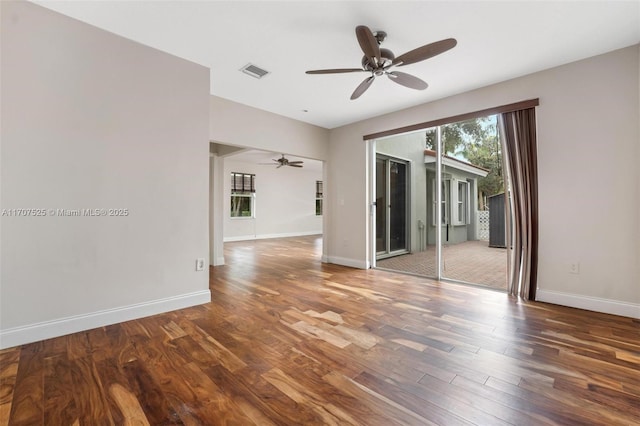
[209,143,326,267]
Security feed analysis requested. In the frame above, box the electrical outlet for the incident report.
[569,262,580,274]
[196,258,205,271]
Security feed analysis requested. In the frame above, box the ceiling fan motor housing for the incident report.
[361,48,395,71]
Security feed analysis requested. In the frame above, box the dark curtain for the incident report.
[499,108,538,300]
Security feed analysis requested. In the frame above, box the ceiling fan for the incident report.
[306,25,457,100]
[260,154,304,168]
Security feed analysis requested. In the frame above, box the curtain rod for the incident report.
[363,98,539,140]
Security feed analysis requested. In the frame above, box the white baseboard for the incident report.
[211,256,225,266]
[326,256,369,270]
[536,289,640,319]
[0,290,211,350]
[224,231,321,242]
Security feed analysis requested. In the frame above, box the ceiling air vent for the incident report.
[240,63,270,79]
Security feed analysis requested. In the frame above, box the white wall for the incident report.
[0,2,211,348]
[327,45,640,318]
[210,96,328,161]
[223,158,322,241]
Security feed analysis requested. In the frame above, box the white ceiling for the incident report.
[34,1,639,129]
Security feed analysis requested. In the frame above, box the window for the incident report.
[432,177,470,226]
[315,181,323,216]
[454,180,470,225]
[432,178,450,225]
[230,172,255,218]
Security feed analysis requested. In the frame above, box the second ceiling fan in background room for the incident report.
[260,154,304,168]
[306,25,457,100]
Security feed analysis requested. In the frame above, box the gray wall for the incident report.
[1,2,211,348]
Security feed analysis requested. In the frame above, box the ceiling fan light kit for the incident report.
[306,25,457,100]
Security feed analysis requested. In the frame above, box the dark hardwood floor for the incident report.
[1,235,639,425]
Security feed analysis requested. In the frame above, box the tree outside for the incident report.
[425,115,503,209]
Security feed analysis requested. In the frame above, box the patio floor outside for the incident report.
[375,240,508,291]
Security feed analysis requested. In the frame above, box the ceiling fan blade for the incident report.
[288,164,303,168]
[355,25,381,64]
[306,68,365,74]
[288,161,304,165]
[350,76,375,100]
[392,38,457,66]
[387,71,428,90]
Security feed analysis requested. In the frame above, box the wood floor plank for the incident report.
[177,361,258,425]
[129,337,216,424]
[518,376,640,425]
[7,342,44,425]
[121,358,183,425]
[487,374,637,426]
[323,370,441,425]
[450,375,561,425]
[96,357,136,425]
[86,327,113,363]
[0,347,20,412]
[66,331,92,361]
[108,383,150,426]
[262,367,361,425]
[205,364,324,425]
[43,354,79,425]
[68,355,114,426]
[554,378,640,421]
[4,235,640,425]
[357,370,511,426]
[0,402,11,426]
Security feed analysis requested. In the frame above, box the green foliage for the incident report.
[463,134,504,197]
[425,118,489,154]
[425,116,504,198]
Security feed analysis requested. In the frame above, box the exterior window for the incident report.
[455,180,469,225]
[432,179,450,225]
[230,172,255,218]
[315,181,323,216]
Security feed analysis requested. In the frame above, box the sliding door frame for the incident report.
[435,126,443,280]
[365,99,539,288]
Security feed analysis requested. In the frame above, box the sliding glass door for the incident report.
[435,116,507,289]
[376,155,410,259]
[373,116,509,291]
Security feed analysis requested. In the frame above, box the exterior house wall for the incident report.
[375,132,427,254]
[425,169,481,246]
[375,133,484,250]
